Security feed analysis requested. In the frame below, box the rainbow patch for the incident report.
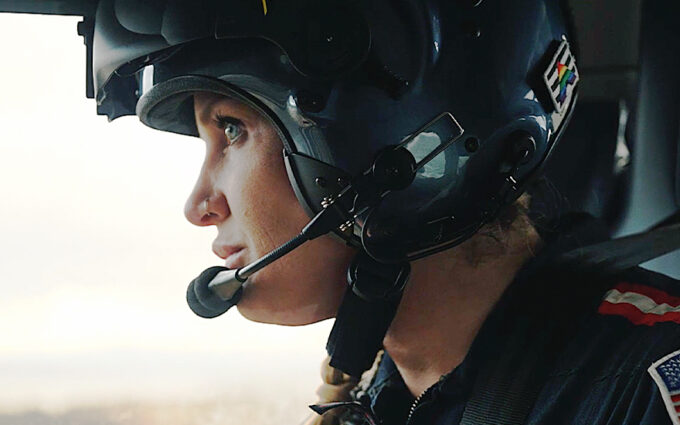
[556,62,577,104]
[542,39,579,118]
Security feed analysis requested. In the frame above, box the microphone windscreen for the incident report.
[187,266,239,318]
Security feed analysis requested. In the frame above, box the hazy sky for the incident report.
[0,13,331,415]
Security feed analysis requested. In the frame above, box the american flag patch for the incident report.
[598,282,680,326]
[649,349,680,425]
[542,38,579,131]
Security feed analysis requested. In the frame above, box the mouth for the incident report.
[223,247,246,269]
[213,242,247,269]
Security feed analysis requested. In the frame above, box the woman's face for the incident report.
[186,91,356,325]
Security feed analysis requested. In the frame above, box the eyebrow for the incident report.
[196,95,225,125]
[195,92,242,125]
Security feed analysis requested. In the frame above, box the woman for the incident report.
[186,88,539,390]
[5,0,680,423]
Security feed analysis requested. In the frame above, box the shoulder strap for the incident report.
[460,217,680,425]
[557,220,680,274]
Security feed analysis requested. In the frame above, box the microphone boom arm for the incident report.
[207,184,355,302]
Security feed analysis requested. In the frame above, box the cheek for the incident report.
[222,137,358,324]
[226,136,307,253]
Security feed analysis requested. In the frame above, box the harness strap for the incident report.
[461,218,680,425]
[557,221,680,274]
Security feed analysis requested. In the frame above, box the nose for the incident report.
[184,163,230,226]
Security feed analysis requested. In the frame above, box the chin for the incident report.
[232,239,353,326]
[235,299,335,326]
[234,276,339,326]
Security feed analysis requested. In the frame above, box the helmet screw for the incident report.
[337,177,350,188]
[464,137,480,153]
[315,177,327,187]
[339,220,354,232]
[321,196,335,208]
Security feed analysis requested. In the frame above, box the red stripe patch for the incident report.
[613,282,680,307]
[672,394,680,404]
[598,301,680,326]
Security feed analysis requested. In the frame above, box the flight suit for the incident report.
[309,214,680,425]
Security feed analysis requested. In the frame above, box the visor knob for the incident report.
[371,147,416,191]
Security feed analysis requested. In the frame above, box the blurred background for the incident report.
[0,13,331,424]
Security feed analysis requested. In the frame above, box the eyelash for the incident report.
[212,113,246,147]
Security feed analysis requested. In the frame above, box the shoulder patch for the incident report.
[648,349,680,425]
[598,282,680,326]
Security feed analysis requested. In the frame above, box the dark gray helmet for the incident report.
[90,0,578,262]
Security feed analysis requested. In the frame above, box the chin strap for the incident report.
[326,251,410,378]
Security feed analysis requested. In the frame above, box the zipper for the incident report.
[405,384,436,425]
[309,401,380,425]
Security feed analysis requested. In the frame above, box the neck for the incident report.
[383,224,541,397]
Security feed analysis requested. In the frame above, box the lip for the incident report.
[213,244,246,269]
[224,248,246,269]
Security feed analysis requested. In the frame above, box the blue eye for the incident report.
[224,122,243,142]
[214,114,245,144]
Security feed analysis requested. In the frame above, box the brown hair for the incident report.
[461,193,541,267]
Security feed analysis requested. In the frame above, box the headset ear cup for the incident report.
[186,266,234,318]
